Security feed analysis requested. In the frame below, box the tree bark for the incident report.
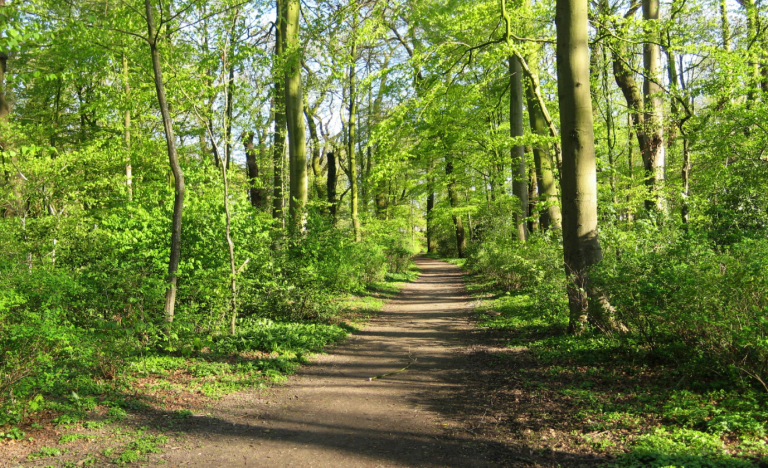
[347,7,361,241]
[509,56,528,241]
[244,131,266,208]
[524,49,562,231]
[642,0,666,211]
[527,165,539,233]
[326,150,338,222]
[555,0,616,334]
[446,159,466,258]
[272,3,286,223]
[123,53,132,201]
[220,145,238,335]
[281,0,308,230]
[224,61,235,170]
[145,0,185,324]
[426,179,436,252]
[720,0,731,51]
[304,103,326,203]
[0,0,8,121]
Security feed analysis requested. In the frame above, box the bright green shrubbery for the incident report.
[593,223,768,386]
[461,200,768,391]
[0,142,418,425]
[460,204,768,464]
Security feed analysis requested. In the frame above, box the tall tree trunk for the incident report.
[740,1,764,98]
[642,0,666,211]
[611,1,672,211]
[272,3,286,223]
[281,0,308,230]
[145,0,185,324]
[244,131,265,208]
[666,43,693,225]
[555,0,612,334]
[509,56,528,241]
[720,0,731,51]
[326,150,338,222]
[223,12,238,170]
[501,0,527,241]
[224,62,235,170]
[220,146,238,335]
[501,0,562,173]
[348,8,361,241]
[123,53,132,201]
[446,159,466,258]
[426,179,435,252]
[305,104,326,203]
[601,47,617,203]
[527,165,539,233]
[525,49,562,231]
[371,56,391,219]
[0,0,8,122]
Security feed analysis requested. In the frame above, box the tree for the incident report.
[502,0,528,242]
[144,0,186,324]
[347,3,361,241]
[0,0,9,121]
[641,0,666,211]
[524,47,561,230]
[555,0,608,333]
[272,2,286,223]
[281,0,308,229]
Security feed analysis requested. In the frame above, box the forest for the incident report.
[1,0,768,465]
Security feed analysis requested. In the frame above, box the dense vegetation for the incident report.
[1,0,767,464]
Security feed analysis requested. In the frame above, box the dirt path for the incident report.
[164,257,497,468]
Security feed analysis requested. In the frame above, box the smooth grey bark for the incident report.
[272,3,286,223]
[509,56,528,241]
[642,0,666,211]
[281,0,308,229]
[347,6,361,241]
[446,159,466,258]
[555,0,619,334]
[524,49,562,231]
[145,0,185,323]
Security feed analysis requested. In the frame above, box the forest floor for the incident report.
[10,257,761,467]
[159,256,509,467]
[3,257,622,468]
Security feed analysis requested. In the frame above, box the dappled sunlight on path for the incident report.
[164,257,494,468]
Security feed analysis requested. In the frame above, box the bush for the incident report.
[593,225,768,388]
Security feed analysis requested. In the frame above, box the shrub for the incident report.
[593,225,768,388]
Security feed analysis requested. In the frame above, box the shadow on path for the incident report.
[160,257,594,468]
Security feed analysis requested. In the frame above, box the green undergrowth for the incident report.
[0,267,418,466]
[455,260,768,467]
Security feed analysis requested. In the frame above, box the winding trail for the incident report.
[166,257,495,467]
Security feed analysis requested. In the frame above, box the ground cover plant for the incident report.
[445,224,768,467]
[0,263,418,466]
